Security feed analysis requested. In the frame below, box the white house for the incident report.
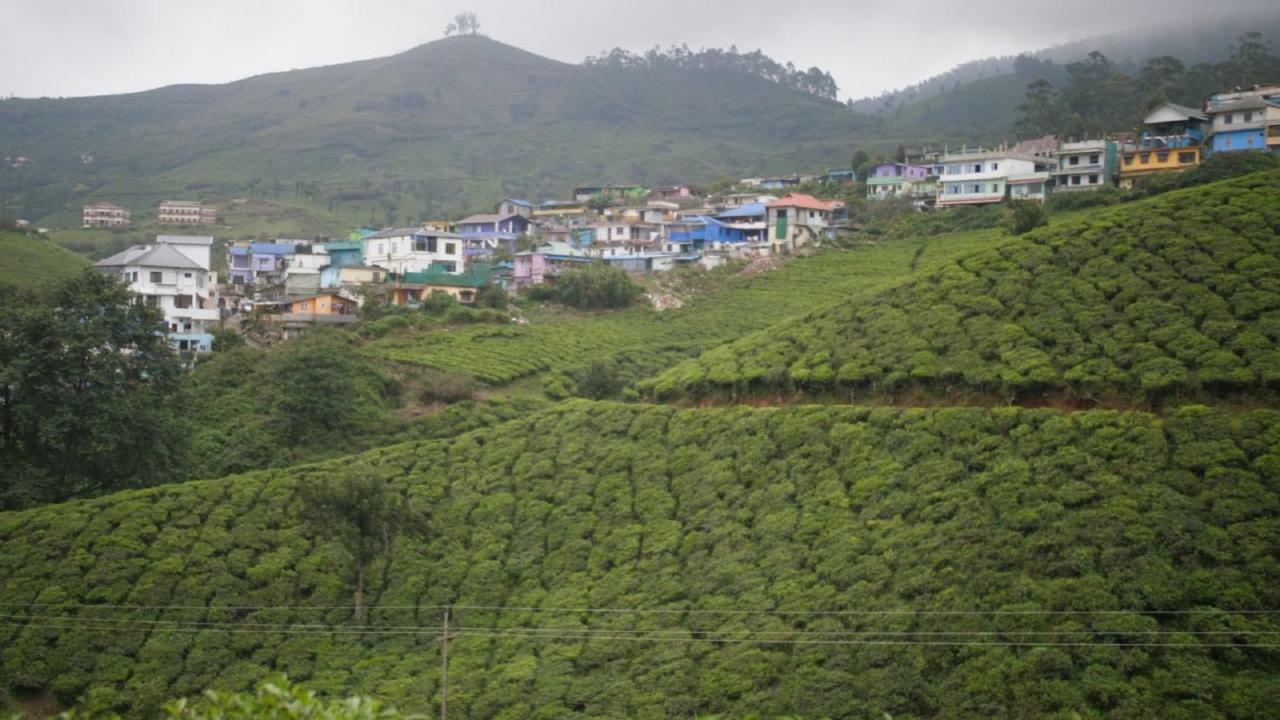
[362,227,466,276]
[937,150,1054,206]
[95,239,220,354]
[765,193,844,252]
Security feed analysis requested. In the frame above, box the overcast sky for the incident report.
[2,0,1277,100]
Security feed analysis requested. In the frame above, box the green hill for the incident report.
[0,36,874,225]
[1,401,1278,718]
[0,231,89,290]
[647,171,1280,405]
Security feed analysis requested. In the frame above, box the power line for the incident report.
[2,621,1274,649]
[1,614,1275,637]
[1,601,1277,616]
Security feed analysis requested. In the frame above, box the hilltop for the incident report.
[647,171,1280,406]
[0,36,872,224]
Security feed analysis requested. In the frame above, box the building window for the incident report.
[1224,114,1234,125]
[1089,174,1099,184]
[1089,154,1100,164]
[1124,156,1134,166]
[1178,151,1196,164]
[1157,151,1170,162]
[1069,156,1080,166]
[991,162,999,171]
[150,271,163,283]
[1071,175,1081,185]
[1139,153,1151,164]
[991,183,1000,194]
[445,243,456,255]
[300,302,309,311]
[1244,111,1253,122]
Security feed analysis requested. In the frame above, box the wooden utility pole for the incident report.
[440,606,451,720]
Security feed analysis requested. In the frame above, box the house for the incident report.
[664,216,750,253]
[155,235,214,269]
[454,213,530,255]
[320,264,387,290]
[1013,135,1060,158]
[643,201,681,224]
[1204,85,1280,156]
[157,200,217,225]
[824,169,857,184]
[532,206,591,226]
[288,292,357,315]
[363,227,465,275]
[594,220,658,249]
[1051,139,1119,192]
[317,241,364,268]
[512,243,597,289]
[714,203,769,244]
[497,199,534,218]
[1119,102,1207,187]
[284,248,327,297]
[82,202,131,228]
[766,193,845,252]
[717,192,778,209]
[245,242,297,287]
[865,162,934,200]
[391,264,493,306]
[94,239,219,354]
[651,185,693,201]
[757,175,805,190]
[227,245,252,285]
[937,149,1053,206]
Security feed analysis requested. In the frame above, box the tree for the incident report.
[444,11,481,37]
[555,263,644,310]
[586,192,613,212]
[1227,31,1279,87]
[0,270,185,509]
[1003,200,1048,236]
[163,675,411,719]
[299,471,422,624]
[1014,78,1056,138]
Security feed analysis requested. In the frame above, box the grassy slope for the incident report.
[0,231,89,290]
[0,36,874,224]
[0,401,1277,718]
[365,224,1019,385]
[647,172,1280,405]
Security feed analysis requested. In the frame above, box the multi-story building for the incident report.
[362,227,466,276]
[1204,85,1280,156]
[94,236,219,354]
[82,202,131,228]
[937,150,1053,206]
[157,200,218,225]
[1051,139,1119,192]
[766,193,844,252]
[1119,102,1207,188]
[865,162,935,201]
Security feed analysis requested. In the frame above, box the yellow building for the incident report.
[288,293,358,316]
[1119,146,1202,188]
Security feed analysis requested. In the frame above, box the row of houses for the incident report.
[865,84,1280,206]
[82,200,218,228]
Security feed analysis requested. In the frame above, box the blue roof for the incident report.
[717,203,767,218]
[249,242,296,255]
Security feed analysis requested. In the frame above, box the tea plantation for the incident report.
[647,171,1280,405]
[1,401,1278,718]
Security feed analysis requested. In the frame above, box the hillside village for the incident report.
[81,84,1280,356]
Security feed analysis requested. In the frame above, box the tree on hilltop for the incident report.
[444,11,481,37]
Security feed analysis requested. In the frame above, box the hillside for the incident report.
[0,231,89,290]
[0,36,873,225]
[648,172,1280,405]
[0,401,1277,718]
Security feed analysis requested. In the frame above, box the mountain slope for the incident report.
[1,401,1278,718]
[0,36,874,223]
[647,171,1280,404]
[0,231,89,290]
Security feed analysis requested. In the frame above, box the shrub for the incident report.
[419,372,476,404]
[523,284,556,302]
[555,263,643,310]
[420,291,456,316]
[1004,200,1049,236]
[474,284,509,309]
[571,360,624,400]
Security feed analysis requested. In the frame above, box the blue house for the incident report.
[456,213,530,246]
[714,203,769,244]
[1204,87,1279,156]
[665,216,749,253]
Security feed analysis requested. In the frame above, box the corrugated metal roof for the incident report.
[95,243,205,270]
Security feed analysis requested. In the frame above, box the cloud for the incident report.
[1,0,1276,99]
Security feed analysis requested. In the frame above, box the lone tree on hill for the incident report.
[444,11,481,37]
[299,471,423,624]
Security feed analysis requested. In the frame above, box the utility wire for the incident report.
[1,602,1277,616]
[2,621,1275,649]
[0,614,1275,637]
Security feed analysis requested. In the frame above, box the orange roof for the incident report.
[767,193,844,211]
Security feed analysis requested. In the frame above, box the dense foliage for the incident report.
[1016,33,1280,139]
[648,172,1280,403]
[584,45,840,101]
[0,401,1277,718]
[0,271,185,509]
[553,263,644,310]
